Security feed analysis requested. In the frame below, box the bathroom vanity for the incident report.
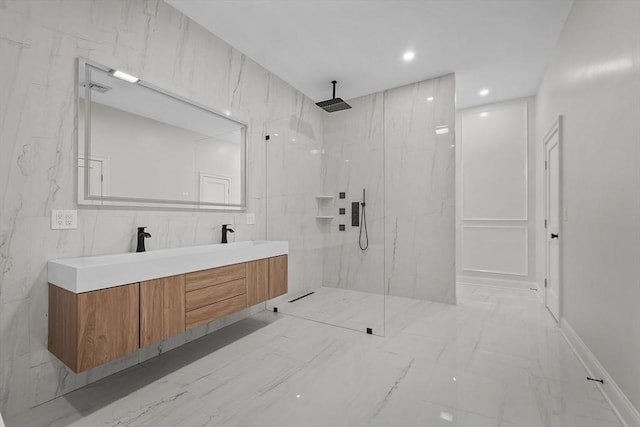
[47,241,288,372]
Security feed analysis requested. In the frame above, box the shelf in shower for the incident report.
[315,216,335,219]
[315,195,334,199]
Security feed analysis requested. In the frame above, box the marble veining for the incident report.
[6,285,621,427]
[320,75,456,305]
[0,0,324,417]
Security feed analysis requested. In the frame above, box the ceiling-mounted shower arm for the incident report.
[316,80,352,112]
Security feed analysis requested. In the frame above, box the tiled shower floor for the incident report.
[8,285,621,426]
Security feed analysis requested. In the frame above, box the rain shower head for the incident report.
[316,81,352,113]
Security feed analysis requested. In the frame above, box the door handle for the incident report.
[550,233,559,239]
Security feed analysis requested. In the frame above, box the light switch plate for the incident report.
[246,213,256,225]
[52,210,78,230]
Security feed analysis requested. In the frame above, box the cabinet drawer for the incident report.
[185,278,246,312]
[185,263,246,292]
[186,293,247,329]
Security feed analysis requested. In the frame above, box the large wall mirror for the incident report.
[78,58,247,210]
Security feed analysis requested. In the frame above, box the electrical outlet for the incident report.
[246,213,256,225]
[51,210,77,230]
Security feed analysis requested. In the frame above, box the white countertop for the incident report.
[48,240,288,293]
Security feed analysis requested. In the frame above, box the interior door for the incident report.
[199,173,230,204]
[544,120,561,321]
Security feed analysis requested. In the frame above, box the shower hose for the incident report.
[359,194,369,251]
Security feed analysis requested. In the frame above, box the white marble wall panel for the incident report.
[384,74,456,303]
[320,75,456,304]
[0,0,323,417]
[265,116,324,301]
[321,93,385,296]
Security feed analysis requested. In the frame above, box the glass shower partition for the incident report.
[265,109,386,336]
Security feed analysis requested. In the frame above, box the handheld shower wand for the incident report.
[359,189,369,251]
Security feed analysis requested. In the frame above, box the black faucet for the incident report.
[221,224,234,244]
[136,227,151,252]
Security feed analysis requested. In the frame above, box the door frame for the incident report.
[543,116,562,321]
[78,154,110,204]
[199,172,231,205]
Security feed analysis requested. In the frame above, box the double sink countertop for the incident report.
[48,240,288,294]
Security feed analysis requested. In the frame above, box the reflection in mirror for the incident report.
[78,58,246,209]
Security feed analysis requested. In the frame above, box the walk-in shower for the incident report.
[265,105,386,335]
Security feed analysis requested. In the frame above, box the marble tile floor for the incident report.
[269,286,386,335]
[7,284,621,427]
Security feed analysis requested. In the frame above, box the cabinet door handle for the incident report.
[550,233,559,239]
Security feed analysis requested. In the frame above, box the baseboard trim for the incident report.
[456,275,536,290]
[559,318,640,427]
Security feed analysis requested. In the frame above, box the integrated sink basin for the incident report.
[48,240,288,293]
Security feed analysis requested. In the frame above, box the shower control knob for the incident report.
[550,233,558,239]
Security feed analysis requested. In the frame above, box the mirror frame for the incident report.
[77,57,247,211]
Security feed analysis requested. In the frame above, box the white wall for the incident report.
[456,97,537,289]
[0,0,323,418]
[536,0,640,421]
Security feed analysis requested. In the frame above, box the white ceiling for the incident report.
[166,0,573,110]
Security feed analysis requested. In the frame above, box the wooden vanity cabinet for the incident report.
[247,258,269,306]
[48,283,139,373]
[140,274,185,347]
[49,254,288,372]
[268,255,288,299]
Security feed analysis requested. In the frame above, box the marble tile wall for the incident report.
[320,75,456,304]
[0,0,323,417]
[265,116,324,301]
[384,74,456,303]
[321,93,385,296]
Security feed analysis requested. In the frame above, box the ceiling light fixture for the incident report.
[110,69,139,83]
[480,112,489,117]
[439,412,454,422]
[479,88,490,96]
[427,96,434,101]
[435,125,450,135]
[402,50,415,62]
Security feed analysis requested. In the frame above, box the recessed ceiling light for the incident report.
[426,96,434,102]
[439,412,454,422]
[110,69,139,83]
[273,133,279,136]
[480,112,489,117]
[479,88,490,96]
[402,50,415,62]
[224,110,231,116]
